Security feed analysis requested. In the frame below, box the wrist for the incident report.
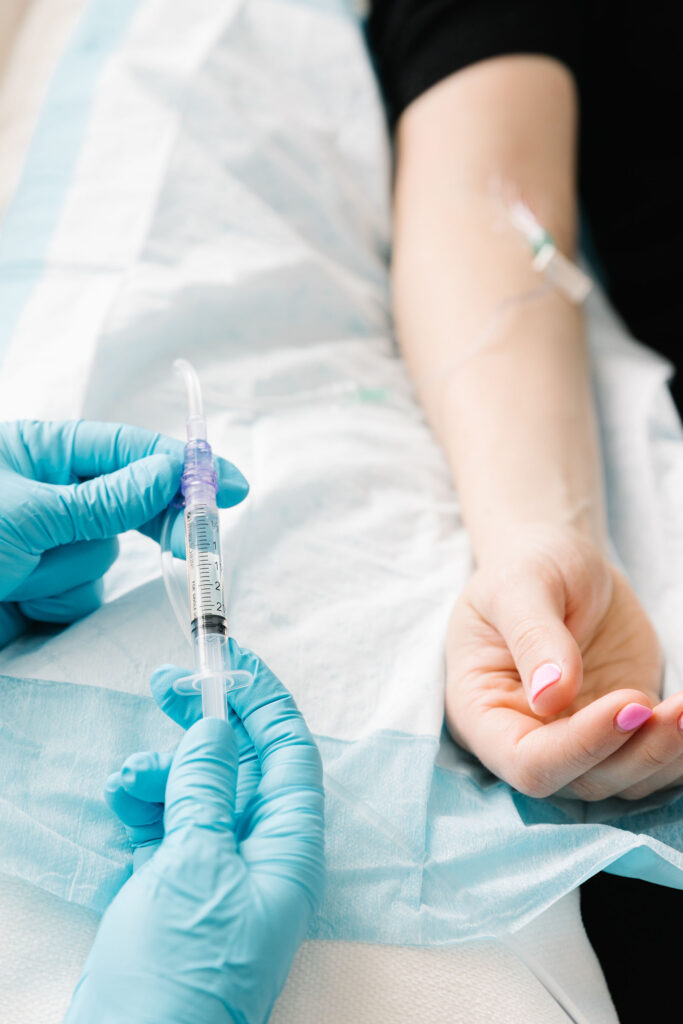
[432,296,608,566]
[471,518,606,571]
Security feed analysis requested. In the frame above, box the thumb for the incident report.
[164,718,238,836]
[47,453,182,544]
[484,570,583,714]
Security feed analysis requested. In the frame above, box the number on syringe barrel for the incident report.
[185,507,225,619]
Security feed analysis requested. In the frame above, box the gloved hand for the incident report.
[0,420,248,647]
[65,642,325,1024]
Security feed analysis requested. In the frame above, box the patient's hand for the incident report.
[446,527,683,800]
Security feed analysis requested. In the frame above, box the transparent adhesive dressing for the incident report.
[509,199,592,305]
[163,359,252,719]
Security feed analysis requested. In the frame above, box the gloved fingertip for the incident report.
[172,717,238,776]
[150,664,187,706]
[165,718,239,833]
[214,458,250,508]
[104,771,123,800]
[150,664,202,729]
[185,715,234,748]
[227,635,253,672]
[152,662,183,676]
[150,663,184,688]
[124,751,152,771]
[120,751,161,790]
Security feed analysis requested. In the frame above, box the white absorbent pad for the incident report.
[0,0,680,1022]
[0,872,617,1024]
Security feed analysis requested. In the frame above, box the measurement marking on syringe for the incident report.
[186,507,225,623]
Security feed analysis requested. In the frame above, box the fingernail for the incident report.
[530,662,562,703]
[615,703,652,733]
[120,766,136,784]
[677,713,683,733]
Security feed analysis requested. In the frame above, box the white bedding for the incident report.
[5,1,673,1021]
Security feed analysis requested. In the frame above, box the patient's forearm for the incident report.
[392,56,606,564]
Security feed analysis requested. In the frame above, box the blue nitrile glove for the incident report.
[0,420,248,647]
[102,642,266,871]
[65,643,325,1024]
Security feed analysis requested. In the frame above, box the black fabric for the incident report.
[366,2,683,406]
[580,872,681,1023]
[367,0,583,127]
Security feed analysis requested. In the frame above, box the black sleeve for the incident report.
[366,0,583,127]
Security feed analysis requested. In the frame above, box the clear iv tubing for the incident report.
[429,210,592,417]
[160,359,252,720]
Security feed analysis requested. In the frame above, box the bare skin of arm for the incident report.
[393,56,683,800]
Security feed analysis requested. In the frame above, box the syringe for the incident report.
[172,359,252,719]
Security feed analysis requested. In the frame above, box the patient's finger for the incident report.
[575,693,683,800]
[459,686,654,798]
[477,568,583,716]
[615,758,683,801]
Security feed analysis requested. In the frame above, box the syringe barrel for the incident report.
[184,499,229,719]
[172,359,248,718]
[184,502,227,630]
[182,436,230,719]
[193,632,230,720]
[182,437,226,631]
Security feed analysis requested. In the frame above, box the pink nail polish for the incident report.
[615,703,652,732]
[530,662,562,703]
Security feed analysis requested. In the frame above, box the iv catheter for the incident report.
[509,199,592,304]
[166,359,252,720]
